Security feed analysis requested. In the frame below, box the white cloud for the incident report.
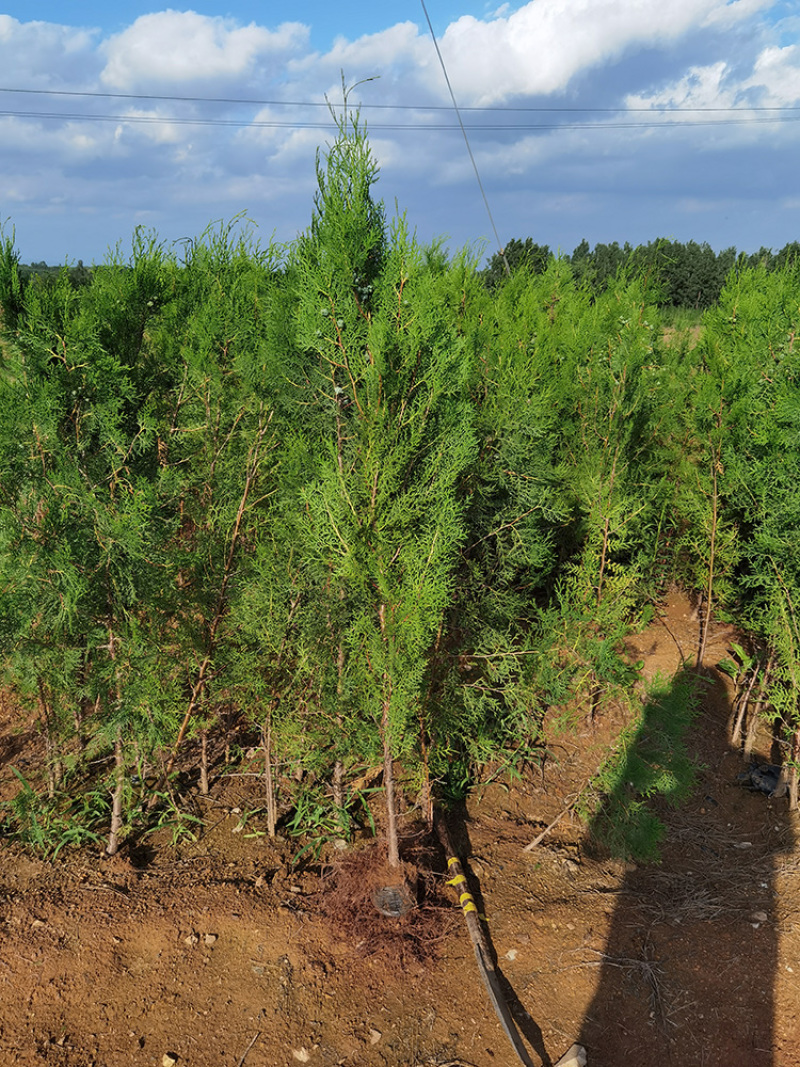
[288,21,429,96]
[433,0,775,104]
[703,0,775,28]
[626,61,734,109]
[625,44,800,116]
[100,11,309,89]
[744,44,800,104]
[0,14,99,86]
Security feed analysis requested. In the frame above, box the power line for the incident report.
[1,84,797,114]
[0,107,797,132]
[420,0,508,274]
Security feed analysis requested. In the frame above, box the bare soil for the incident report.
[1,590,798,1067]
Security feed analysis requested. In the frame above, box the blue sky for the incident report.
[0,2,483,43]
[0,2,798,265]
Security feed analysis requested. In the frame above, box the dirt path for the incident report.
[1,591,799,1066]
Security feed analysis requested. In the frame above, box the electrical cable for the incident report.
[419,0,509,275]
[0,84,798,115]
[0,109,795,131]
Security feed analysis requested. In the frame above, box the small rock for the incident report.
[750,911,768,924]
[162,1054,178,1067]
[183,934,198,947]
[504,948,519,961]
[368,1029,382,1045]
[292,1048,311,1063]
[554,1043,587,1067]
[203,933,218,946]
[733,842,753,850]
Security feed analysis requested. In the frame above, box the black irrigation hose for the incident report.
[434,807,537,1067]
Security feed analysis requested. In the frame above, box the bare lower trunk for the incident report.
[262,719,276,838]
[697,444,720,669]
[199,729,209,796]
[731,665,759,749]
[332,759,345,812]
[38,681,63,799]
[790,728,800,812]
[106,731,125,856]
[382,699,400,870]
[743,656,774,761]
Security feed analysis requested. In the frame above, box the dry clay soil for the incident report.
[1,590,799,1067]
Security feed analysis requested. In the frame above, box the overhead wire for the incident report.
[418,0,509,274]
[0,84,798,115]
[0,108,795,131]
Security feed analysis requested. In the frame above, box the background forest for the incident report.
[1,112,800,864]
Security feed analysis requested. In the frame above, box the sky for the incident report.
[0,1,798,266]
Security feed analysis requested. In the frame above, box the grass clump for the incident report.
[584,670,700,862]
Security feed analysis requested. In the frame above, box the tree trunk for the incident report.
[382,696,400,869]
[790,727,800,812]
[697,440,720,669]
[106,730,125,856]
[262,718,277,838]
[199,729,209,796]
[731,664,759,749]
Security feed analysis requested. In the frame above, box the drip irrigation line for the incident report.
[434,806,537,1067]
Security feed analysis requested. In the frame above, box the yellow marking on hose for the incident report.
[447,874,467,888]
[462,901,478,914]
[447,856,459,868]
[459,891,475,906]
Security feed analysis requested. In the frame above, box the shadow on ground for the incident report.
[579,666,793,1066]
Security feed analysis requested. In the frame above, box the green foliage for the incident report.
[0,225,24,330]
[5,107,800,855]
[144,793,204,846]
[585,671,699,862]
[482,238,552,290]
[4,768,106,858]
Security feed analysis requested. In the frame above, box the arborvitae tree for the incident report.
[0,233,176,851]
[535,271,678,715]
[275,106,478,878]
[699,263,800,800]
[141,224,282,794]
[0,228,24,331]
[439,259,574,772]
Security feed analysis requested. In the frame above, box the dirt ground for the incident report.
[1,590,799,1067]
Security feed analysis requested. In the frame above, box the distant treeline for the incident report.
[13,237,800,315]
[483,237,800,308]
[17,260,92,287]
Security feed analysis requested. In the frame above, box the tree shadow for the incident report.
[578,665,793,1066]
